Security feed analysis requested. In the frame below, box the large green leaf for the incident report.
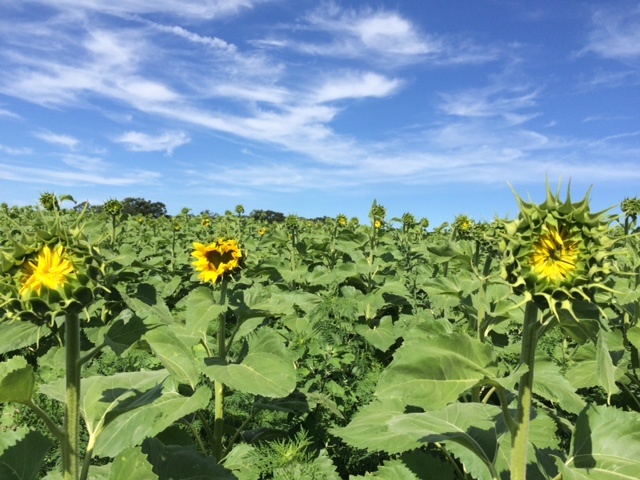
[202,328,296,398]
[184,287,226,344]
[142,438,237,479]
[355,315,396,352]
[104,311,156,355]
[533,355,585,414]
[374,332,499,409]
[144,326,200,389]
[387,403,503,479]
[351,452,456,479]
[0,356,34,404]
[40,370,211,458]
[559,404,640,479]
[0,321,50,355]
[595,331,620,403]
[109,446,158,480]
[330,399,421,454]
[118,283,173,324]
[0,426,53,480]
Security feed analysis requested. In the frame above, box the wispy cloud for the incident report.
[314,71,401,103]
[0,144,33,155]
[0,107,20,118]
[25,0,269,20]
[439,84,540,125]
[583,5,640,60]
[34,131,80,149]
[254,2,502,67]
[115,131,191,154]
[0,161,160,186]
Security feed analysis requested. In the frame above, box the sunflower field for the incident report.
[1,188,640,480]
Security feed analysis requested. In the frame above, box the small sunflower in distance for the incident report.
[192,239,243,284]
[20,245,74,296]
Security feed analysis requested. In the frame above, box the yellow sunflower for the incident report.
[20,245,74,296]
[530,225,579,285]
[192,239,242,284]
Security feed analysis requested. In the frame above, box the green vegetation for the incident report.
[1,188,639,479]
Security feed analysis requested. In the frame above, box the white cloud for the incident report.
[0,162,160,186]
[0,107,20,118]
[0,144,33,155]
[584,6,640,59]
[25,0,266,20]
[304,3,439,60]
[34,131,80,149]
[314,71,401,103]
[61,154,110,171]
[115,131,191,154]
[439,84,539,125]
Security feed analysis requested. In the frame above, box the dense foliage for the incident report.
[1,189,639,479]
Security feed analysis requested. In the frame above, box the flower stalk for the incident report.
[63,312,82,480]
[212,279,228,460]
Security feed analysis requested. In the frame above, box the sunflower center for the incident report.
[530,226,579,285]
[205,249,235,268]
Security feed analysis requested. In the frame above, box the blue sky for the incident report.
[1,1,639,226]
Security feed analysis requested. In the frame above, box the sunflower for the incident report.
[192,239,242,284]
[530,225,579,286]
[500,183,616,320]
[20,245,74,296]
[258,228,267,236]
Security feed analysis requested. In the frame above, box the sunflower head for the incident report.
[192,239,243,284]
[453,215,475,240]
[337,214,348,227]
[19,244,74,297]
[401,212,417,230]
[258,227,267,236]
[499,183,617,319]
[103,199,123,217]
[621,197,640,219]
[39,192,60,212]
[201,217,211,228]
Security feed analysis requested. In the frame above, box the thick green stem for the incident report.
[63,313,81,480]
[212,282,228,460]
[510,302,539,480]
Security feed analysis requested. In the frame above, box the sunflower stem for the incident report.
[63,312,81,480]
[510,301,540,480]
[212,280,228,460]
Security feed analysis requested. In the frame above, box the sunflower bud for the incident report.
[103,199,123,217]
[499,183,617,319]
